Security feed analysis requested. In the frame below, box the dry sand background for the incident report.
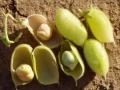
[0,0,120,90]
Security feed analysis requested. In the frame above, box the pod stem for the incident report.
[15,85,18,90]
[78,4,96,18]
[1,12,22,47]
[102,75,107,81]
[78,9,90,18]
[75,80,77,87]
[57,80,60,86]
[113,41,117,47]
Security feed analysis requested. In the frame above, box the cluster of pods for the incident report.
[1,6,114,87]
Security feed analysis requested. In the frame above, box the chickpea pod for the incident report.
[21,14,63,48]
[84,39,109,77]
[58,40,85,85]
[55,8,88,46]
[11,44,34,86]
[32,45,59,85]
[84,7,114,43]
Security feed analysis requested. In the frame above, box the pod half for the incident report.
[32,45,59,85]
[58,40,85,85]
[11,44,33,86]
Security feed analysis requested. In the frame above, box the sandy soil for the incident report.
[0,0,120,90]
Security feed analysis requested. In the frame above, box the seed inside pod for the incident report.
[62,51,78,71]
[16,64,34,82]
[58,40,85,85]
[21,14,63,49]
[11,44,33,86]
[37,23,51,41]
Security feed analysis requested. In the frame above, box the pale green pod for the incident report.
[58,40,85,84]
[55,8,88,46]
[11,44,33,86]
[83,39,109,77]
[32,45,59,85]
[85,7,114,43]
[21,14,63,49]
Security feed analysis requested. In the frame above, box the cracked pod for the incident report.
[32,45,59,85]
[22,14,63,49]
[11,44,34,86]
[58,40,85,85]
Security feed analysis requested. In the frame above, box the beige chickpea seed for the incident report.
[37,23,51,41]
[16,64,34,82]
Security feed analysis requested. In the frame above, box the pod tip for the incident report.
[102,75,107,81]
[113,41,117,47]
[75,80,78,87]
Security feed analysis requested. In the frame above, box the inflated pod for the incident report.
[11,44,34,86]
[58,40,85,85]
[85,7,114,43]
[55,8,88,46]
[32,45,59,85]
[21,14,63,48]
[83,39,109,77]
